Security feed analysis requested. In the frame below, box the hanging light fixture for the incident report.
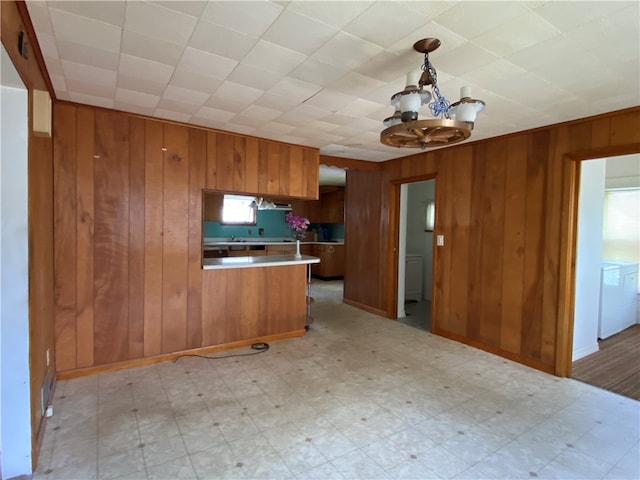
[380,38,485,149]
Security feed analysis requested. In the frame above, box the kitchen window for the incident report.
[222,195,256,225]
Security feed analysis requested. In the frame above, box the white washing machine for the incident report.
[598,261,639,339]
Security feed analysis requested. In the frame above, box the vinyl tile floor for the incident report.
[36,280,639,480]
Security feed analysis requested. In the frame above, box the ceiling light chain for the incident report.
[380,38,486,149]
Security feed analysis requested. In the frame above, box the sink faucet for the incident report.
[231,235,236,241]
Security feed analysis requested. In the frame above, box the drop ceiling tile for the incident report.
[460,59,527,88]
[241,105,283,122]
[195,106,236,123]
[124,1,198,46]
[328,72,385,96]
[113,102,155,117]
[305,120,342,133]
[505,34,576,72]
[430,42,499,77]
[343,2,431,48]
[338,98,384,117]
[116,87,160,109]
[177,47,238,80]
[57,40,119,71]
[117,74,167,97]
[289,58,348,86]
[163,84,210,106]
[397,1,457,20]
[226,64,284,91]
[49,7,121,53]
[312,32,383,70]
[533,1,630,32]
[252,122,297,136]
[327,125,368,138]
[473,11,561,57]
[201,1,283,37]
[223,123,256,136]
[170,69,223,94]
[43,57,63,76]
[69,92,113,109]
[65,78,115,100]
[34,33,60,59]
[344,116,382,131]
[156,98,202,116]
[433,2,530,39]
[354,51,417,83]
[242,40,306,75]
[50,73,67,93]
[321,113,362,126]
[119,53,174,84]
[189,20,258,61]
[228,114,269,129]
[287,1,373,29]
[302,90,359,112]
[268,77,322,104]
[262,9,338,55]
[153,108,193,124]
[121,30,185,66]
[212,81,264,106]
[191,117,228,130]
[151,1,207,18]
[49,1,125,27]
[61,59,116,87]
[56,91,71,102]
[205,95,254,114]
[254,92,304,111]
[26,2,54,35]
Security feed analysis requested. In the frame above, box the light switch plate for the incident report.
[436,235,444,246]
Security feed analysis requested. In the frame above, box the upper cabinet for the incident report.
[292,186,344,223]
[205,132,319,199]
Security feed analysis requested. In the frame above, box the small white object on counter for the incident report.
[203,254,319,270]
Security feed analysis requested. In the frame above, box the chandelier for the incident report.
[380,38,485,149]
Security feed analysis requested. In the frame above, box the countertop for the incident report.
[203,254,320,270]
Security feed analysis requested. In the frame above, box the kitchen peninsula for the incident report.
[200,240,321,349]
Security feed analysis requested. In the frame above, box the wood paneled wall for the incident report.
[345,108,640,374]
[2,0,56,469]
[53,103,318,372]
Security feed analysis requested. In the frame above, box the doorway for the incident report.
[396,179,435,332]
[571,153,640,399]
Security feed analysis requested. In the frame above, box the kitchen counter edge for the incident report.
[203,254,320,270]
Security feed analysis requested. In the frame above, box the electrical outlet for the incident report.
[46,348,50,367]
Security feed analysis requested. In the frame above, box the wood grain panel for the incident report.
[446,147,473,336]
[206,131,217,189]
[257,140,269,193]
[187,128,206,349]
[265,141,281,195]
[244,138,259,194]
[500,136,527,354]
[610,110,640,145]
[161,124,190,354]
[93,110,130,365]
[304,149,319,199]
[279,145,291,196]
[53,103,77,372]
[143,120,164,357]
[216,133,234,191]
[288,146,303,198]
[128,117,145,359]
[233,136,246,192]
[75,107,94,368]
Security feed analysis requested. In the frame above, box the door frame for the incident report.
[387,174,438,324]
[556,143,640,376]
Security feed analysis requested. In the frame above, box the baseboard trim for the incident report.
[57,330,306,380]
[342,298,388,318]
[572,342,600,362]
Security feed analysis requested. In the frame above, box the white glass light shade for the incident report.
[450,102,484,123]
[399,91,423,115]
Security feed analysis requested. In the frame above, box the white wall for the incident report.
[397,184,408,318]
[1,46,32,477]
[573,159,606,361]
[406,181,435,301]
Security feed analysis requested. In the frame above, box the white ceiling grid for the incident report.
[25,0,640,162]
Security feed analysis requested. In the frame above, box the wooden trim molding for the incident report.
[320,155,382,171]
[342,298,389,318]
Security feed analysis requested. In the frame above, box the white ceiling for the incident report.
[25,1,640,162]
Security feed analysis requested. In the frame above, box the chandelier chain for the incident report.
[423,53,451,119]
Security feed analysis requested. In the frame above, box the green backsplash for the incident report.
[204,210,345,240]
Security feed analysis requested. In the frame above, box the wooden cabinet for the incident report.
[205,132,319,199]
[203,192,223,222]
[291,187,343,223]
[266,244,296,256]
[311,244,344,278]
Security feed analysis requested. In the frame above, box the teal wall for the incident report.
[204,210,345,240]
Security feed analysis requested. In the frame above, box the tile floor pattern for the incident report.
[36,280,639,480]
